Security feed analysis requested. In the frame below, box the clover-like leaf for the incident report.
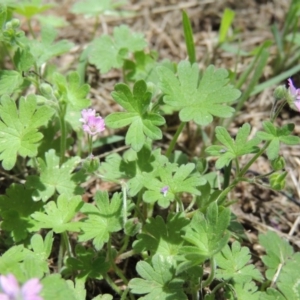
[0,184,43,242]
[105,80,165,151]
[215,241,263,283]
[257,121,300,160]
[142,162,206,208]
[25,149,85,202]
[31,194,83,233]
[79,191,123,250]
[206,123,260,169]
[0,95,54,170]
[157,61,241,125]
[129,254,187,300]
[133,213,189,261]
[181,202,230,265]
[89,25,147,74]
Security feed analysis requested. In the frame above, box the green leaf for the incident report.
[0,245,26,277]
[259,231,294,281]
[133,213,189,261]
[182,10,196,64]
[0,4,7,29]
[53,71,90,110]
[219,8,235,44]
[157,61,241,125]
[29,25,73,67]
[31,194,83,233]
[25,231,53,277]
[71,0,127,18]
[99,146,168,196]
[227,281,261,300]
[106,80,165,151]
[13,0,54,18]
[65,245,109,280]
[0,184,43,242]
[276,253,300,300]
[0,70,23,95]
[41,274,79,300]
[13,47,35,72]
[129,254,187,300]
[25,149,85,202]
[0,95,54,170]
[79,191,123,250]
[206,123,260,169]
[257,121,300,160]
[181,202,230,261]
[89,25,147,74]
[215,241,263,283]
[142,162,206,208]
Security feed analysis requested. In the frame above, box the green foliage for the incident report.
[79,191,123,250]
[133,213,189,260]
[71,0,127,18]
[180,202,230,267]
[65,245,109,280]
[0,184,43,242]
[0,95,54,170]
[259,231,293,281]
[28,25,73,67]
[218,8,235,44]
[257,121,300,160]
[52,71,90,110]
[157,61,241,125]
[13,0,54,19]
[105,80,165,151]
[206,123,260,169]
[25,149,85,202]
[41,274,80,300]
[0,70,23,95]
[215,241,263,283]
[89,25,147,73]
[31,194,83,233]
[99,146,168,196]
[142,162,205,208]
[129,254,187,300]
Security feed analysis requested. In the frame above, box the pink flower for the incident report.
[0,274,43,300]
[287,78,300,111]
[79,109,96,124]
[80,109,105,136]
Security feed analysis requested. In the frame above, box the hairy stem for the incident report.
[165,121,186,158]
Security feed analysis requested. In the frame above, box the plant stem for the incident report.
[165,122,186,158]
[239,141,271,177]
[104,274,121,295]
[27,18,36,39]
[58,104,67,165]
[122,181,128,226]
[203,257,216,288]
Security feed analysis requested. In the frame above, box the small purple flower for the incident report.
[82,115,105,136]
[287,78,300,111]
[0,274,43,300]
[79,108,96,124]
[160,186,169,197]
[80,109,105,136]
